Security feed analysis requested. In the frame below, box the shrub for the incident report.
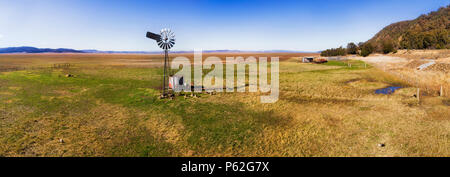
[382,41,395,54]
[360,43,374,57]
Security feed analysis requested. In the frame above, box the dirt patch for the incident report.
[352,55,408,64]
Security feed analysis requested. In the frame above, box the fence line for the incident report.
[372,62,448,97]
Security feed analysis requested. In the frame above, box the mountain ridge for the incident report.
[0,46,317,54]
[366,5,449,51]
[0,46,83,53]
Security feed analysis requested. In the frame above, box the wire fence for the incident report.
[373,62,448,97]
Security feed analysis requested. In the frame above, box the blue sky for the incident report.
[0,0,448,51]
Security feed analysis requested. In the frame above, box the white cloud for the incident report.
[0,34,3,39]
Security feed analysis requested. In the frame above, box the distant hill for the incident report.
[80,49,314,54]
[80,49,157,54]
[367,5,449,51]
[0,46,84,53]
[0,47,314,54]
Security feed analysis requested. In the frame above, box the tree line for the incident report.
[321,6,449,57]
[320,42,379,57]
[321,31,448,57]
[399,29,449,49]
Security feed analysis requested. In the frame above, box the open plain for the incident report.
[0,53,448,157]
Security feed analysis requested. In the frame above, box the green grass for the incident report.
[0,59,448,157]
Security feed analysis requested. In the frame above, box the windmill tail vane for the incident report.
[146,28,176,97]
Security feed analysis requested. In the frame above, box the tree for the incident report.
[368,6,449,50]
[346,42,358,54]
[382,41,395,54]
[358,42,364,49]
[320,46,347,56]
[360,43,374,57]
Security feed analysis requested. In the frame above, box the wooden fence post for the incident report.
[417,88,420,102]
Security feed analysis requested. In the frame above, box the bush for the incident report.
[382,41,395,54]
[360,43,374,57]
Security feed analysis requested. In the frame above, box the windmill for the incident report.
[146,28,175,97]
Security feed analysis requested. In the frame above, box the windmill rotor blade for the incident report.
[149,28,175,50]
[146,32,161,41]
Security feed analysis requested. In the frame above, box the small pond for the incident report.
[375,86,402,95]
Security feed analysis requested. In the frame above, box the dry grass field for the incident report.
[0,53,448,157]
[352,50,450,97]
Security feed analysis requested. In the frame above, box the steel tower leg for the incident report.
[163,50,168,96]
